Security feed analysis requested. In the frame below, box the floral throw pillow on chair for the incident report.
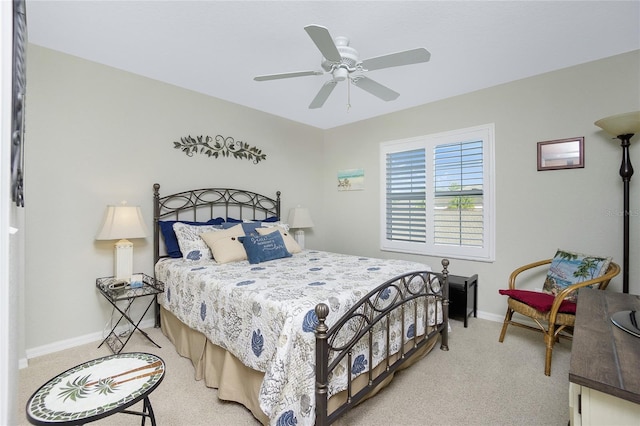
[542,249,612,303]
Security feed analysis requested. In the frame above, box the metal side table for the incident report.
[96,274,164,354]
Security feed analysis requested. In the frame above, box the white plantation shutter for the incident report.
[381,125,495,262]
[433,141,484,247]
[385,148,426,243]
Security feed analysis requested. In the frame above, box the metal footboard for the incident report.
[315,259,449,425]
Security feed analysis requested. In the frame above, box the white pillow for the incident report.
[173,222,221,261]
[260,222,290,232]
[200,224,247,264]
[256,227,301,254]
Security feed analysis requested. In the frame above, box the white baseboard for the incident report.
[18,312,504,369]
[479,309,544,330]
[476,310,542,329]
[20,318,156,369]
[477,310,504,323]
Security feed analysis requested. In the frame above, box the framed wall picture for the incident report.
[537,137,584,171]
[337,168,364,191]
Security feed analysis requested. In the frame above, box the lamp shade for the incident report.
[594,111,640,137]
[288,207,314,229]
[96,204,148,240]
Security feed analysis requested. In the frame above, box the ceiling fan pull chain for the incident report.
[347,79,352,111]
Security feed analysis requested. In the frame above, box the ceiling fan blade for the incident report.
[352,77,399,101]
[304,25,341,63]
[254,70,323,81]
[309,80,338,109]
[361,48,431,72]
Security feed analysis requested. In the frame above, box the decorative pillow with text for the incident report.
[256,227,301,254]
[240,231,292,264]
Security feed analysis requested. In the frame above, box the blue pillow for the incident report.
[220,222,260,234]
[241,222,263,235]
[239,232,292,264]
[159,218,224,258]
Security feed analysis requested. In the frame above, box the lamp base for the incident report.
[114,239,133,282]
[293,229,305,250]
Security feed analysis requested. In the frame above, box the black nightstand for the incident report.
[448,274,478,327]
[96,273,164,353]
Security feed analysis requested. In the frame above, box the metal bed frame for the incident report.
[153,183,281,263]
[152,183,449,425]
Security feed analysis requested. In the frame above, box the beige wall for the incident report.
[23,44,640,352]
[24,45,324,350]
[322,50,640,320]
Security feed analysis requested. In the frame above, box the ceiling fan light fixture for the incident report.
[334,67,349,81]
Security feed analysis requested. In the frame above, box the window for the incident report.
[380,124,495,262]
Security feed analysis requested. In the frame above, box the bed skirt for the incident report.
[160,305,438,424]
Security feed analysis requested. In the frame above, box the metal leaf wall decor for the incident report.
[174,135,266,164]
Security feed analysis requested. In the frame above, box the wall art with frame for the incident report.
[537,137,584,171]
[337,169,364,191]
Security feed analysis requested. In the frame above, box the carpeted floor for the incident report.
[17,317,571,425]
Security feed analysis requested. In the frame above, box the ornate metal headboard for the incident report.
[152,183,281,263]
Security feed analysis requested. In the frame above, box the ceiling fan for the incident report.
[254,25,431,109]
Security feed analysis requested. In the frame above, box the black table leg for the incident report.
[120,396,156,426]
[145,396,156,426]
[98,296,161,353]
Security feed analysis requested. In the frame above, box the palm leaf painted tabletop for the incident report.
[26,352,165,425]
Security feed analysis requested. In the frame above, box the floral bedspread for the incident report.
[156,250,441,425]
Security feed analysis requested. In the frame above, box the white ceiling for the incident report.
[26,1,640,130]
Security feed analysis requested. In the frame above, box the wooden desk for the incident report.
[569,288,640,425]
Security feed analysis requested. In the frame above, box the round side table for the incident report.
[26,352,165,425]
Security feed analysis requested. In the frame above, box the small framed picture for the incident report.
[337,168,364,191]
[537,137,584,171]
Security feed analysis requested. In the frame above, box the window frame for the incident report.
[379,124,495,262]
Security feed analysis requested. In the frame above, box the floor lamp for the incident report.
[595,111,640,294]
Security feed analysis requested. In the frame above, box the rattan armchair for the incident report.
[498,259,620,376]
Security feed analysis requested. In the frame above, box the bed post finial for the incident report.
[441,258,449,276]
[315,303,329,425]
[315,303,329,323]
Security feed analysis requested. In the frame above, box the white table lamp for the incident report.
[96,202,148,282]
[288,206,314,250]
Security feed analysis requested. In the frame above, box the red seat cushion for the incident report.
[499,289,577,314]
